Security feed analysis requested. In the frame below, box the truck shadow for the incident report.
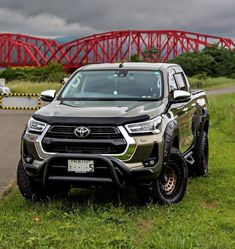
[55,186,143,208]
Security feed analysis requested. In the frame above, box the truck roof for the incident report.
[81,62,179,71]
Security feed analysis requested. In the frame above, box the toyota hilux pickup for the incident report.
[17,62,209,204]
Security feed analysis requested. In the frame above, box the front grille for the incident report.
[45,126,122,139]
[42,125,127,154]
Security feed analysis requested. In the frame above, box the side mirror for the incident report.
[40,90,56,102]
[61,77,69,85]
[172,90,191,103]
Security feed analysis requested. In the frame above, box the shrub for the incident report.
[0,63,68,82]
[169,45,235,78]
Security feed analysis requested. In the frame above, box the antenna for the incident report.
[119,61,124,68]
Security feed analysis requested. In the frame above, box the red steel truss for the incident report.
[0,33,64,67]
[0,30,234,68]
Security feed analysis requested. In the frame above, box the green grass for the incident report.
[0,93,235,249]
[6,81,61,94]
[188,76,235,90]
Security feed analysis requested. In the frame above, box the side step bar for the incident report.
[184,151,195,165]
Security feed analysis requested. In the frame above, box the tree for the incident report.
[169,45,235,78]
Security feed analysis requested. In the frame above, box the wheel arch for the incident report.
[163,120,179,166]
[203,120,209,134]
[172,135,179,149]
[198,108,210,136]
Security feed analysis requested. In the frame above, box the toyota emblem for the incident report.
[74,126,91,138]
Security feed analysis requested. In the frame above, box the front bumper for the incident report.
[22,124,165,188]
[23,153,162,189]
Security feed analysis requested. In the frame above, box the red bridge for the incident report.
[0,30,234,69]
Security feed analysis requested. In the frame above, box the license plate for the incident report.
[68,160,94,173]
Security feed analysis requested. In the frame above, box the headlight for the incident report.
[125,116,162,134]
[27,117,47,133]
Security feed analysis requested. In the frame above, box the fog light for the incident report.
[143,158,157,167]
[25,155,34,164]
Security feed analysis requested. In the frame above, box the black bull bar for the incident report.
[39,154,156,189]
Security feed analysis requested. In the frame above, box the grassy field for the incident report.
[5,77,235,94]
[6,81,62,94]
[0,93,235,249]
[188,76,235,90]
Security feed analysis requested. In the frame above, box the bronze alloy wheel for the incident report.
[137,148,188,205]
[159,159,183,198]
[160,166,177,195]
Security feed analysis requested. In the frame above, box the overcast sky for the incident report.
[0,0,234,39]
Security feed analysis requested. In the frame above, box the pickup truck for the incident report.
[17,63,209,204]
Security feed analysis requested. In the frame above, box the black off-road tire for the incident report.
[17,160,69,201]
[17,160,46,200]
[137,148,188,205]
[193,131,209,177]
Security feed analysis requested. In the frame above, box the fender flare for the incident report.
[197,108,209,140]
[20,128,26,158]
[163,120,179,168]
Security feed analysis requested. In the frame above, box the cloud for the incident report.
[0,0,234,39]
[0,8,95,37]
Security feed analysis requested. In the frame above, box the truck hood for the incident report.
[35,100,165,120]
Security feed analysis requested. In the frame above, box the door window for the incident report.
[168,68,178,92]
[174,73,188,91]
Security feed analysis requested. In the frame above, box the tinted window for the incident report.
[174,73,187,91]
[168,68,178,92]
[60,70,163,100]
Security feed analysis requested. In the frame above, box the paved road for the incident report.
[1,85,235,193]
[206,85,235,96]
[0,110,32,192]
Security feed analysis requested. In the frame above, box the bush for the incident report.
[0,63,68,82]
[169,45,235,78]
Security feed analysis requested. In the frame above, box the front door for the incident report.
[168,67,195,153]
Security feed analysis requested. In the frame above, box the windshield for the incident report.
[60,70,163,101]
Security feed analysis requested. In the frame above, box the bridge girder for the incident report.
[0,30,234,68]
